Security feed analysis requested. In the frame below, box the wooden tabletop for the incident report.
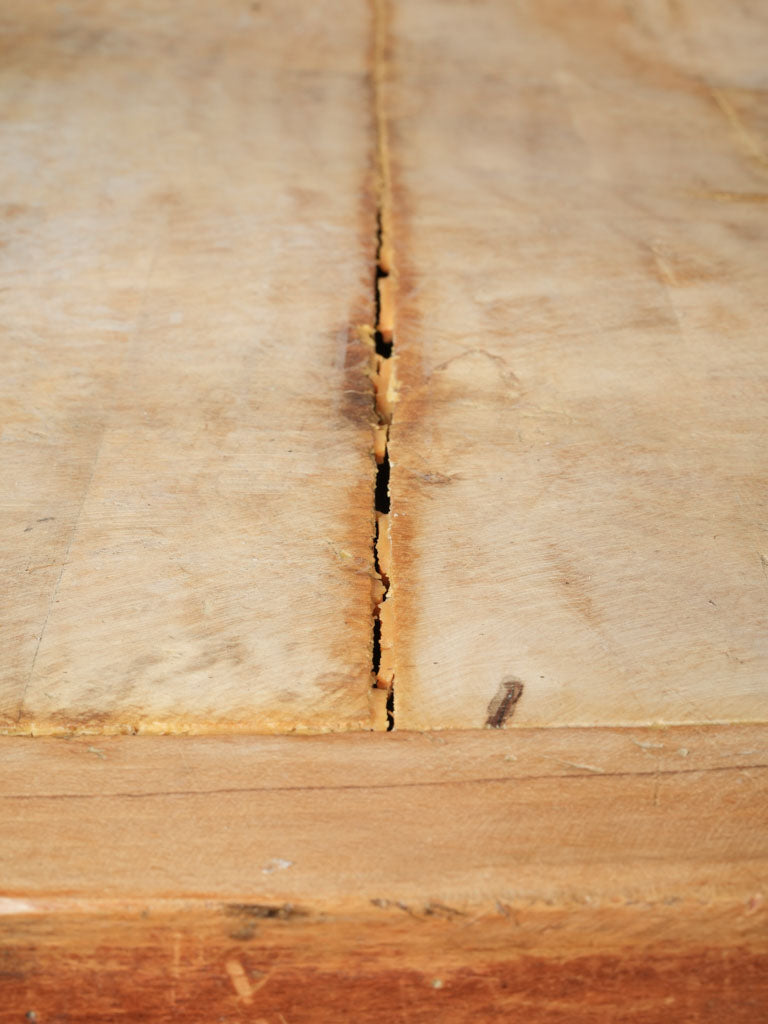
[0,0,766,1020]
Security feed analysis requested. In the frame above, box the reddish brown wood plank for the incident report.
[0,0,381,735]
[3,908,767,1023]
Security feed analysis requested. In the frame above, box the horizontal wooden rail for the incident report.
[2,725,766,1020]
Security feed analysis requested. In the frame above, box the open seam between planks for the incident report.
[369,0,396,730]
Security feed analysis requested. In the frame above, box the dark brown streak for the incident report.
[1,762,765,801]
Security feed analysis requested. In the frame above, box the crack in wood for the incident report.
[370,0,396,731]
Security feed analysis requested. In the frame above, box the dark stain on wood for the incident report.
[486,678,524,728]
[224,902,302,921]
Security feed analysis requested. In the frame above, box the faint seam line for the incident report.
[2,762,765,801]
[687,188,768,203]
[647,244,689,368]
[710,86,768,176]
[638,266,766,674]
[16,221,161,723]
[17,431,106,721]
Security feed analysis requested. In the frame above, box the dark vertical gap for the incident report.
[371,615,382,680]
[374,455,390,515]
[370,0,394,731]
[371,518,383,683]
[371,215,394,732]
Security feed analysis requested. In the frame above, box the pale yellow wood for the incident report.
[0,0,379,734]
[387,0,768,729]
[0,6,765,1016]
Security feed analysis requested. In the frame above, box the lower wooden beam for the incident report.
[1,726,766,1020]
[3,902,767,1023]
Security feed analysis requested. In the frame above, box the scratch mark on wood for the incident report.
[555,760,604,774]
[2,763,766,804]
[225,958,253,1003]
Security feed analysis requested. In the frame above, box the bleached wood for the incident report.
[0,0,379,734]
[387,0,768,729]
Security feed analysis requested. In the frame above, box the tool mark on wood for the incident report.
[486,678,524,728]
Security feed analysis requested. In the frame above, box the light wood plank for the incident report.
[386,0,768,729]
[0,0,380,734]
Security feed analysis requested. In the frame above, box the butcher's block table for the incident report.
[1,1,767,1020]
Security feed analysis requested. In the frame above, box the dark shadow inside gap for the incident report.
[375,453,390,514]
[372,615,382,677]
[374,328,393,358]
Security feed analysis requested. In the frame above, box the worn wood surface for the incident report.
[387,0,768,729]
[0,0,381,734]
[1,726,767,1020]
[1,0,766,1017]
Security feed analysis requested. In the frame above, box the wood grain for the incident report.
[1,726,766,1020]
[386,0,768,729]
[3,910,768,1023]
[1,3,766,1016]
[0,0,380,734]
[1,725,766,907]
